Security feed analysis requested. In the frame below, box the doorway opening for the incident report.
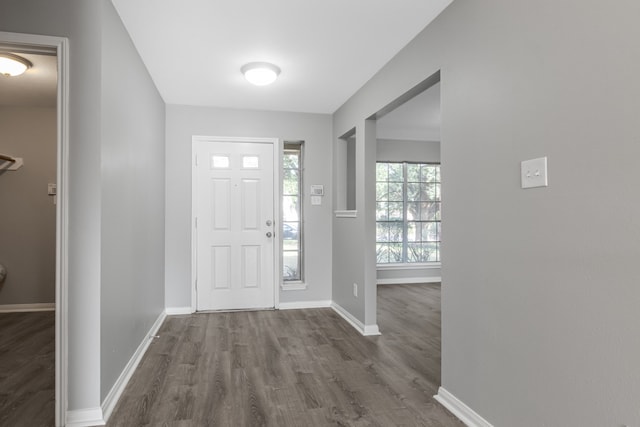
[374,74,442,283]
[0,32,69,427]
[370,70,442,381]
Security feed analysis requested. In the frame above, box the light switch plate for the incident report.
[311,195,322,205]
[521,157,548,189]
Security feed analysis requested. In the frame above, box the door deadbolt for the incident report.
[266,220,273,226]
[266,232,273,238]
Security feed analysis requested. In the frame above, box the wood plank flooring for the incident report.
[0,311,55,427]
[108,283,462,427]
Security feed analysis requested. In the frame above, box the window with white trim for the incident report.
[283,143,303,281]
[376,162,441,264]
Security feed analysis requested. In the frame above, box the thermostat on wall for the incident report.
[310,185,324,196]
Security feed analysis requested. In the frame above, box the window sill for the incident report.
[376,262,441,271]
[334,210,357,218]
[281,281,307,291]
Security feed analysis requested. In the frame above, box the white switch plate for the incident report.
[311,195,322,205]
[521,157,548,189]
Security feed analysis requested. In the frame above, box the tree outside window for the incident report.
[283,143,303,281]
[376,162,441,264]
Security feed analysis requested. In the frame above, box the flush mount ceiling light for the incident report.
[241,62,281,86]
[0,53,32,77]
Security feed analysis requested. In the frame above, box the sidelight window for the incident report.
[283,142,303,281]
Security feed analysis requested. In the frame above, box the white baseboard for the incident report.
[434,387,493,427]
[363,323,381,335]
[101,310,167,422]
[165,306,193,315]
[278,300,331,310]
[377,276,441,285]
[0,303,55,313]
[66,407,105,427]
[330,302,380,336]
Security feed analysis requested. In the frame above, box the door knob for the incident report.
[266,232,273,238]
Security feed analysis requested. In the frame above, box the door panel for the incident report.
[212,179,231,229]
[195,140,275,311]
[211,246,231,290]
[241,245,261,288]
[241,179,260,230]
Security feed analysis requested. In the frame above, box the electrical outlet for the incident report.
[353,283,358,297]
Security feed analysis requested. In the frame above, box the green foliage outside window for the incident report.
[376,162,441,264]
[283,144,303,281]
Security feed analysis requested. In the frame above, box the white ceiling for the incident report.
[111,0,453,114]
[0,53,57,107]
[0,2,447,136]
[377,82,441,141]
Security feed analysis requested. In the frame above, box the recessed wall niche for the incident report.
[337,128,356,211]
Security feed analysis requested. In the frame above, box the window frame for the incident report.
[282,142,304,284]
[376,161,441,265]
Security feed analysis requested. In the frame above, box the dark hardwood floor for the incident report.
[108,283,462,427]
[0,311,55,427]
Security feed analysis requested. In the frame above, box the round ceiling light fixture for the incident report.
[241,62,280,86]
[0,53,32,77]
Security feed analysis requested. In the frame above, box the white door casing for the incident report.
[0,31,70,427]
[193,137,279,311]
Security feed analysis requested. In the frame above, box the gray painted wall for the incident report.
[165,105,333,308]
[346,136,356,210]
[333,216,365,318]
[376,139,441,283]
[334,0,640,425]
[0,0,104,411]
[377,139,439,163]
[0,0,166,414]
[0,107,56,305]
[100,1,166,401]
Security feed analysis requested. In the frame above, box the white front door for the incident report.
[194,138,276,311]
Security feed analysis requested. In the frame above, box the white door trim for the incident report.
[0,31,70,427]
[191,136,282,312]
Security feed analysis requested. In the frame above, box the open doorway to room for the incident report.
[0,43,58,427]
[372,74,443,391]
[0,33,68,427]
[375,81,441,283]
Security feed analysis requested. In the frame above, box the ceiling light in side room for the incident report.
[0,53,32,77]
[241,62,281,86]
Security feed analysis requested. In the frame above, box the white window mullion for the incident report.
[402,162,409,263]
